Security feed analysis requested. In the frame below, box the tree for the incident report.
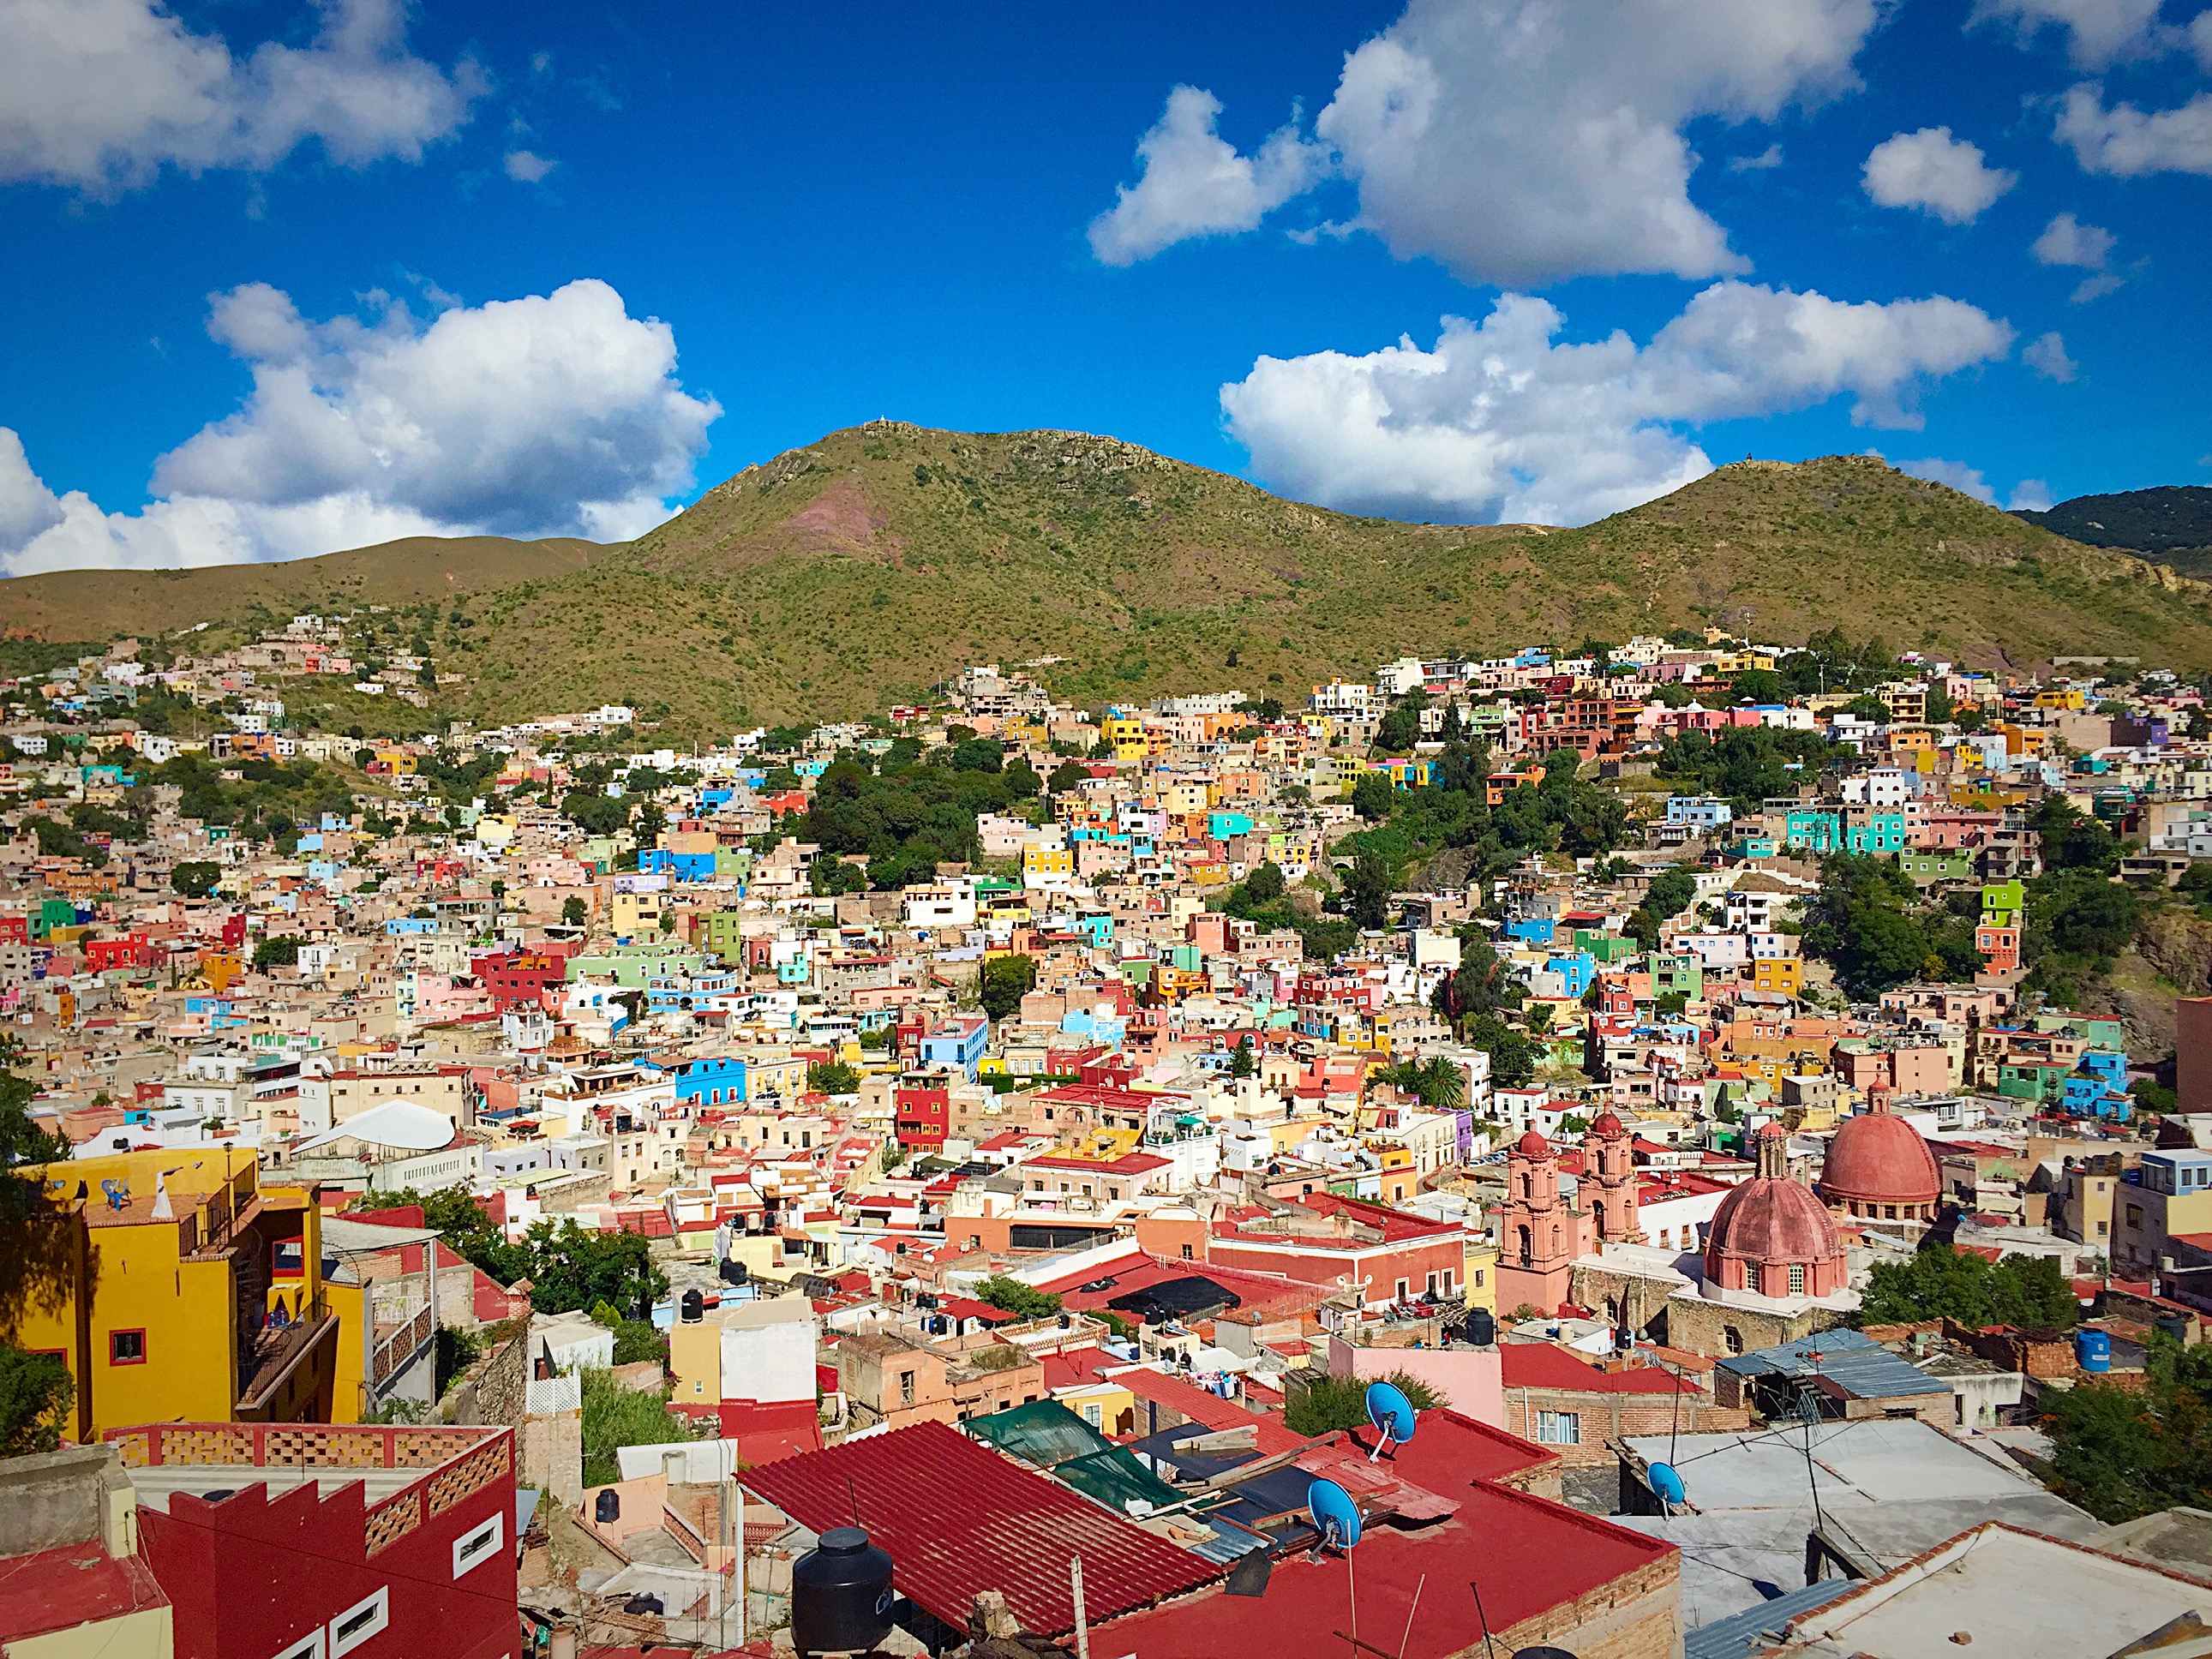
[580,1367,704,1487]
[2032,797,2120,875]
[973,1275,1060,1320]
[1646,865,1698,922]
[1351,774,1397,822]
[1344,847,1393,930]
[253,936,303,970]
[1286,1369,1445,1435]
[1374,1056,1468,1112]
[1244,861,1286,905]
[0,1344,73,1455]
[2044,1333,2212,1522]
[1375,692,1430,752]
[980,954,1038,1022]
[1230,1038,1256,1079]
[1857,1246,2077,1330]
[171,860,222,898]
[562,790,630,839]
[808,1060,862,1095]
[1047,760,1088,795]
[560,895,588,927]
[1466,1015,1537,1088]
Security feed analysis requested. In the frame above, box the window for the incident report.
[1394,1279,1410,1302]
[899,1370,915,1405]
[1442,1269,1454,1295]
[1426,1273,1440,1297]
[1789,1264,1807,1296]
[453,1513,503,1578]
[1082,1403,1102,1428]
[110,1329,146,1365]
[1723,1326,1744,1356]
[1535,1410,1580,1446]
[328,1588,388,1657]
[268,1632,326,1659]
[1181,1243,1194,1260]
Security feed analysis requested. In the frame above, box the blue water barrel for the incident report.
[2076,1329,2112,1373]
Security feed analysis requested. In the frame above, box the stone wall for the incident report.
[448,1322,528,1428]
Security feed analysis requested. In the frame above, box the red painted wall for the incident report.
[139,1444,517,1659]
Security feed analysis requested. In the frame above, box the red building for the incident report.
[893,1081,950,1152]
[469,948,569,1010]
[114,1420,517,1659]
[84,934,159,972]
[1208,1193,1466,1309]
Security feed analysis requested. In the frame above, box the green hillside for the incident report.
[4,423,2209,734]
[2014,484,2212,581]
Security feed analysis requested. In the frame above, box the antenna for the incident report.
[1364,1379,1419,1463]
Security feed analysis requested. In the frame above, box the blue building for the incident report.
[668,1056,749,1105]
[1544,951,1598,998]
[1504,917,1556,946]
[920,1014,990,1081]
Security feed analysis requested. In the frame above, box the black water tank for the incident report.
[720,1258,748,1284]
[681,1288,705,1323]
[792,1526,895,1658]
[1465,1308,1497,1346]
[624,1594,663,1616]
[596,1489,620,1524]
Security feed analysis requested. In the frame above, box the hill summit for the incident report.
[2,423,2208,730]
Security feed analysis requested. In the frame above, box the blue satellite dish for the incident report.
[1306,1478,1362,1552]
[1365,1381,1418,1448]
[1648,1463,1687,1508]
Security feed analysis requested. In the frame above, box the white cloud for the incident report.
[1219,280,2014,526]
[2055,81,2212,176]
[1087,86,1328,266]
[1897,458,1996,503]
[2030,210,2116,267]
[1970,0,2175,65]
[2030,211,2127,301]
[2023,330,2079,381]
[1861,127,2016,224]
[0,0,484,193]
[2195,9,2212,69]
[503,148,556,183]
[1090,0,1879,285]
[1729,142,1787,172]
[0,278,720,576]
[2007,478,2056,512]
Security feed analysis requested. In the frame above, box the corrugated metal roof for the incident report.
[741,1420,1220,1636]
[1683,1578,1855,1659]
[1717,1329,1945,1401]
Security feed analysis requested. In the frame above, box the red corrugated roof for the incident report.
[1112,1368,1313,1457]
[1498,1343,1695,1395]
[740,1420,1218,1635]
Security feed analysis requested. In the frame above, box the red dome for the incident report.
[1819,1112,1939,1209]
[1515,1129,1551,1157]
[1590,1111,1625,1138]
[1704,1171,1843,1299]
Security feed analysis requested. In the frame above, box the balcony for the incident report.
[236,1292,336,1413]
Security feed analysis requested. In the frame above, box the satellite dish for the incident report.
[1306,1478,1361,1553]
[1648,1462,1687,1510]
[1364,1380,1418,1461]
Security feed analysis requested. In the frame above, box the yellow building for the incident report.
[611,888,664,937]
[1460,1238,1500,1317]
[1753,957,1805,997]
[9,1148,349,1443]
[1101,713,1148,762]
[1021,844,1074,883]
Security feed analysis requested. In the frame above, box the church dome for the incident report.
[1516,1129,1551,1157]
[1819,1104,1940,1221]
[1703,1125,1846,1300]
[1590,1111,1625,1138]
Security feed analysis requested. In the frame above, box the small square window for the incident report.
[110,1330,146,1365]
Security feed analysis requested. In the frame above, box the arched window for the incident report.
[1521,1172,1533,1201]
[1724,1325,1744,1355]
[1593,1200,1608,1237]
[1517,1225,1532,1266]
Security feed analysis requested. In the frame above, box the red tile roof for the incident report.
[715,1398,823,1466]
[740,1420,1218,1636]
[1346,1409,1558,1490]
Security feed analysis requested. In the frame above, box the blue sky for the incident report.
[1,0,2209,573]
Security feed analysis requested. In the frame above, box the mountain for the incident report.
[3,423,2209,734]
[0,534,607,644]
[2012,485,2212,582]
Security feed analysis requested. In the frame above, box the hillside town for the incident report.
[4,619,2212,1659]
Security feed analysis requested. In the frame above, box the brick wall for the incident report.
[1487,1552,1680,1659]
[1500,1386,1751,1467]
